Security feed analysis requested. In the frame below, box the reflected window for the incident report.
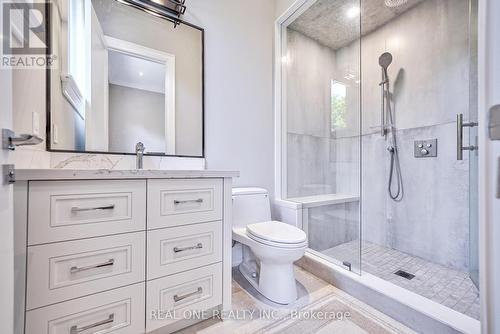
[68,0,86,94]
[331,80,347,134]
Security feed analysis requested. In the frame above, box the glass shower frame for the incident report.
[276,0,478,290]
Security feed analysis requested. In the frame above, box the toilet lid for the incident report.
[246,221,307,244]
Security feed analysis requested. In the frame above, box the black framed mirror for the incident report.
[46,0,204,157]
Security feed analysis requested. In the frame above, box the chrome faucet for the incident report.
[135,142,145,169]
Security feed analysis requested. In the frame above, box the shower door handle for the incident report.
[457,113,478,160]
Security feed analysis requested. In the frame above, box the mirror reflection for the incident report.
[49,0,204,157]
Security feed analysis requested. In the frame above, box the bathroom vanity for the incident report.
[13,169,238,334]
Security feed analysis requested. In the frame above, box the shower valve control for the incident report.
[414,139,437,158]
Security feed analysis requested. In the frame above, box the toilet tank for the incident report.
[232,188,271,228]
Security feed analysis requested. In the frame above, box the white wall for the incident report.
[184,0,276,197]
[108,84,165,153]
[275,0,296,19]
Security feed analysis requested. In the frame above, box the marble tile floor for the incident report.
[321,240,480,320]
[175,266,416,334]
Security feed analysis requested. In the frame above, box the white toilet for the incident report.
[232,187,307,304]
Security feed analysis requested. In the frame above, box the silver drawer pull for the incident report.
[173,198,203,205]
[71,204,115,213]
[70,313,114,334]
[70,259,115,274]
[173,243,203,253]
[173,287,203,302]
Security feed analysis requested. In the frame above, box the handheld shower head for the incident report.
[379,52,393,83]
[379,52,393,70]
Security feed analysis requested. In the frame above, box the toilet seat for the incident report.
[246,221,307,248]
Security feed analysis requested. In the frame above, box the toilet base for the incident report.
[239,250,298,305]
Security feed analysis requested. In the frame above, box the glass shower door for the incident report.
[357,0,480,319]
[281,0,362,274]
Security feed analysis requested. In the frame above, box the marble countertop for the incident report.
[14,169,240,181]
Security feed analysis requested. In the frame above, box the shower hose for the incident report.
[384,88,404,202]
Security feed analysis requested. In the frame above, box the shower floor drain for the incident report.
[394,270,415,280]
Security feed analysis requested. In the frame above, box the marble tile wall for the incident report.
[285,30,338,198]
[356,0,471,135]
[362,124,470,271]
[11,147,51,169]
[286,133,335,197]
[49,152,205,170]
[357,0,472,271]
[10,149,205,170]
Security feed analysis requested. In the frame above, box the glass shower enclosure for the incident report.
[278,0,479,320]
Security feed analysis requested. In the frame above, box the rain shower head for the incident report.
[384,0,408,7]
[379,52,393,70]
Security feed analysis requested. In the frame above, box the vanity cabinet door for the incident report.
[28,180,146,245]
[26,232,145,310]
[147,179,223,229]
[25,283,145,334]
[147,221,222,279]
[146,263,222,332]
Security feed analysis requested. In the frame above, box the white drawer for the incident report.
[146,263,222,332]
[26,282,145,334]
[147,179,222,229]
[26,232,145,310]
[28,180,146,245]
[147,221,222,279]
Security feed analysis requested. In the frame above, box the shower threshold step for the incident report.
[297,252,480,334]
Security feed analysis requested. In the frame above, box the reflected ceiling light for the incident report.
[344,73,356,80]
[346,6,360,19]
[384,0,408,7]
[139,71,144,76]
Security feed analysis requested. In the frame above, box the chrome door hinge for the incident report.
[497,157,500,199]
[3,164,15,184]
[489,105,500,140]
